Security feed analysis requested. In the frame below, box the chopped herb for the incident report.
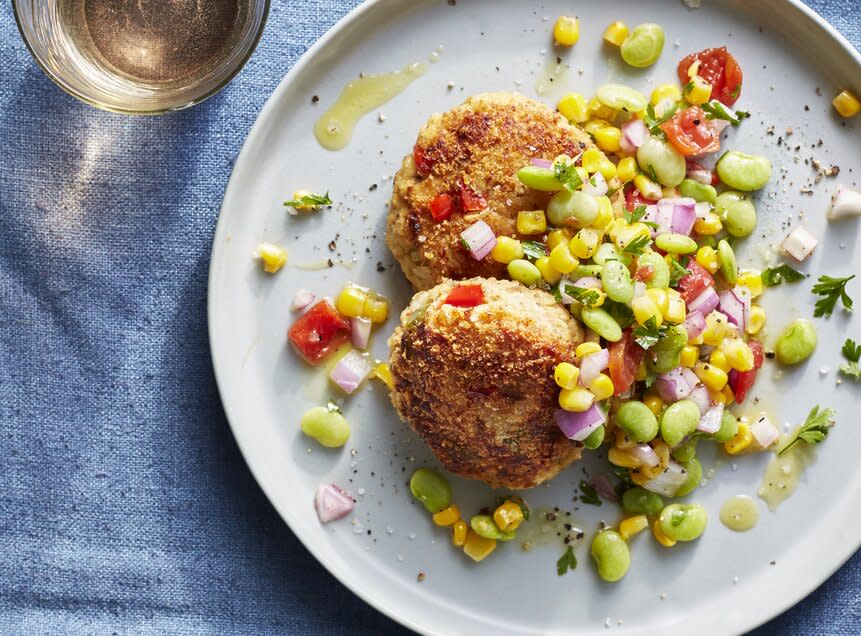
[669,256,690,287]
[460,237,471,250]
[556,546,578,576]
[839,338,861,380]
[570,286,603,308]
[643,371,657,388]
[812,274,855,318]
[521,240,547,260]
[701,100,750,126]
[646,163,659,183]
[283,191,332,208]
[778,405,835,456]
[326,402,342,414]
[644,103,679,140]
[684,80,695,94]
[589,176,597,187]
[624,204,649,224]
[605,300,635,329]
[730,83,742,99]
[622,233,652,256]
[578,480,602,506]
[633,316,669,350]
[761,264,805,287]
[554,158,583,192]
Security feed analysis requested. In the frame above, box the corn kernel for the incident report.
[833,90,861,118]
[634,173,662,201]
[335,285,367,318]
[694,361,729,392]
[491,236,524,264]
[606,218,627,243]
[702,311,729,346]
[554,362,580,390]
[614,222,650,251]
[694,213,723,236]
[695,245,720,274]
[559,386,595,412]
[709,387,727,405]
[680,346,699,368]
[651,83,682,105]
[721,339,755,372]
[665,295,686,323]
[576,342,602,358]
[581,147,603,173]
[535,256,562,284]
[589,373,615,401]
[598,158,617,181]
[546,229,570,251]
[452,519,468,547]
[588,98,616,122]
[619,515,649,541]
[646,288,670,316]
[290,189,320,211]
[463,529,497,561]
[652,519,677,547]
[493,502,524,532]
[569,229,601,259]
[255,242,288,273]
[592,196,614,229]
[517,210,548,235]
[594,126,622,153]
[550,242,579,274]
[432,504,461,527]
[602,21,629,47]
[635,359,648,381]
[370,362,394,391]
[737,270,763,298]
[747,306,766,335]
[363,294,389,324]
[644,393,665,416]
[722,385,735,404]
[608,447,639,468]
[724,421,753,455]
[553,15,580,46]
[616,156,638,183]
[684,75,713,105]
[558,92,590,123]
[632,295,663,326]
[708,349,731,373]
[584,118,612,135]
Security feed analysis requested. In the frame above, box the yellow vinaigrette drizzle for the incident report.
[719,495,759,532]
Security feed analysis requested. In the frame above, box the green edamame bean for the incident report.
[583,425,606,450]
[678,179,717,203]
[671,436,699,463]
[774,318,817,366]
[637,137,686,187]
[591,530,631,582]
[470,515,516,541]
[572,264,604,279]
[602,260,634,304]
[660,399,701,447]
[674,457,702,498]
[637,252,670,288]
[409,468,452,513]
[648,325,688,374]
[548,189,599,226]
[658,503,708,541]
[714,191,757,237]
[621,487,664,516]
[596,84,648,112]
[300,405,350,447]
[655,232,698,255]
[593,243,630,266]
[620,23,665,69]
[615,401,659,442]
[717,239,738,284]
[716,151,772,191]
[712,410,739,443]
[516,165,563,191]
[507,259,542,287]
[581,307,623,342]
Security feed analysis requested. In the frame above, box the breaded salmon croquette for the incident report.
[388,277,584,489]
[387,92,622,290]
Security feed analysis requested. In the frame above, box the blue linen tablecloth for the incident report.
[0,1,859,633]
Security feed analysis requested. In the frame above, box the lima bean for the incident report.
[655,232,698,255]
[658,503,708,541]
[673,457,702,498]
[671,436,699,464]
[602,260,635,304]
[591,530,631,582]
[774,318,817,366]
[596,84,648,112]
[300,405,350,447]
[637,137,686,187]
[470,515,516,541]
[712,410,740,443]
[581,307,623,342]
[714,191,757,237]
[516,165,563,191]
[679,179,717,203]
[508,259,542,287]
[621,486,665,516]
[648,325,688,374]
[716,151,772,191]
[615,400,659,442]
[717,239,738,284]
[409,468,452,513]
[637,252,670,288]
[620,23,665,68]
[660,399,701,447]
[583,425,606,450]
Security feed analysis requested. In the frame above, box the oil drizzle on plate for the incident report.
[719,495,760,532]
[314,62,427,150]
[757,438,814,511]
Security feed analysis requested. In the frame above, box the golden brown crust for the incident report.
[388,278,584,489]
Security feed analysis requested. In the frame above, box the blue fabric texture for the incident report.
[0,1,858,634]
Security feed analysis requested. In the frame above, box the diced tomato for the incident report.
[749,339,764,369]
[429,193,454,222]
[624,184,651,212]
[635,266,655,283]
[728,340,764,404]
[608,331,645,396]
[660,106,721,157]
[676,261,714,304]
[413,145,434,175]
[460,184,487,212]
[686,160,720,186]
[677,46,744,106]
[288,300,351,364]
[444,284,485,307]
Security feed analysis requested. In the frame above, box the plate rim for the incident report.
[207,1,861,634]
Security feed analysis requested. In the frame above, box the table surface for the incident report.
[1,1,859,634]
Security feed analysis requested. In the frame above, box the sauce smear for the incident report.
[757,439,813,511]
[719,495,759,532]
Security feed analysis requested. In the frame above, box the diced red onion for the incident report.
[687,385,711,415]
[592,473,619,502]
[684,311,706,340]
[656,197,697,235]
[719,287,751,331]
[574,276,602,290]
[697,403,724,434]
[827,185,861,221]
[531,157,553,169]
[314,483,354,523]
[643,460,688,497]
[694,201,711,219]
[582,171,608,196]
[687,286,720,315]
[781,225,818,262]
[558,276,575,304]
[292,289,316,311]
[656,367,697,402]
[461,220,497,261]
[630,443,660,468]
[579,348,610,387]
[329,350,372,394]
[751,414,779,449]
[634,281,647,299]
[686,160,714,185]
[350,317,372,350]
[555,405,605,442]
[621,118,649,152]
[641,205,660,237]
[653,97,677,118]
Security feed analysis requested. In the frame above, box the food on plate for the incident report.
[553,16,580,47]
[619,23,665,69]
[773,319,817,366]
[283,190,332,214]
[388,277,584,489]
[386,92,622,290]
[832,89,860,118]
[301,403,351,447]
[254,242,288,273]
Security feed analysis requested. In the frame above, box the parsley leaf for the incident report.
[812,274,855,318]
[326,402,342,414]
[646,163,659,183]
[604,300,635,329]
[554,158,583,192]
[622,233,652,256]
[521,240,547,260]
[761,264,805,287]
[730,83,742,99]
[701,100,750,126]
[643,103,679,140]
[669,256,690,287]
[569,286,603,308]
[633,316,669,350]
[778,405,836,456]
[578,480,602,506]
[624,204,648,224]
[839,339,861,381]
[283,191,332,208]
[556,546,577,576]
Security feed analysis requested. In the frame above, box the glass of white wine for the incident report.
[13,0,269,114]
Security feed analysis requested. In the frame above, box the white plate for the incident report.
[208,1,861,633]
